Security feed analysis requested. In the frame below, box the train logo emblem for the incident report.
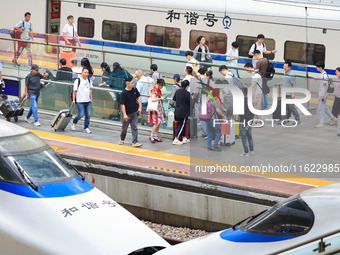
[223,16,232,29]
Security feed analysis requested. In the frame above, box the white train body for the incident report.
[0,120,169,254]
[1,0,340,76]
[156,183,340,255]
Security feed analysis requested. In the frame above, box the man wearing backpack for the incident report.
[244,62,263,124]
[248,34,277,59]
[71,68,93,134]
[12,12,34,66]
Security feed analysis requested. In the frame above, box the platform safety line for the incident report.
[149,166,188,175]
[29,130,191,165]
[30,130,336,188]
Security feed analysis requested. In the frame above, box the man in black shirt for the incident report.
[46,58,73,82]
[119,77,142,147]
[25,64,48,126]
[172,80,191,145]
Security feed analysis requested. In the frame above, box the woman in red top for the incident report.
[149,79,166,143]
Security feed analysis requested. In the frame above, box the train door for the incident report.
[47,0,61,35]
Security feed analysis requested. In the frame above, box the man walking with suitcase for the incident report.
[71,68,93,134]
[119,77,142,147]
[25,64,48,126]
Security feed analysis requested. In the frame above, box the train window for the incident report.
[189,30,227,54]
[7,149,77,185]
[78,17,95,38]
[284,41,325,65]
[0,133,46,153]
[236,35,275,60]
[84,3,96,9]
[241,196,314,236]
[102,20,137,43]
[0,158,22,184]
[145,25,181,49]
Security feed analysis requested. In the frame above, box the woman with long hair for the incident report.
[80,58,94,80]
[149,78,166,143]
[99,62,111,86]
[106,62,132,90]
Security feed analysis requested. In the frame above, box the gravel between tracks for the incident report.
[142,220,211,241]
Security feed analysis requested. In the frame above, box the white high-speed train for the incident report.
[0,120,169,254]
[156,183,340,255]
[2,0,340,76]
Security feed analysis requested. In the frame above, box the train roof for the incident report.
[300,183,340,200]
[72,0,340,21]
[0,120,29,138]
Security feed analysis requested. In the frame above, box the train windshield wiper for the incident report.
[13,160,39,191]
[232,210,267,230]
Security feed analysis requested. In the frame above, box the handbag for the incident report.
[147,96,158,112]
[326,75,335,93]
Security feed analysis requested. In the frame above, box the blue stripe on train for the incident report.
[0,29,335,75]
[0,177,94,198]
[220,228,297,243]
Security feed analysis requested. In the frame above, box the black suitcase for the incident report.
[0,100,25,118]
[273,98,283,120]
[188,116,198,138]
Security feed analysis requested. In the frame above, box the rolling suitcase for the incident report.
[1,99,26,122]
[272,98,283,120]
[220,123,235,146]
[51,106,74,132]
[188,116,198,138]
[173,120,189,141]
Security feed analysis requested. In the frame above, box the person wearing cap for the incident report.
[135,69,153,125]
[106,62,133,91]
[24,64,48,126]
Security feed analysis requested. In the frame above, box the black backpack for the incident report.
[254,71,270,95]
[265,58,275,80]
[248,42,265,59]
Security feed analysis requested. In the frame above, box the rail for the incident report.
[0,31,311,79]
[269,229,340,254]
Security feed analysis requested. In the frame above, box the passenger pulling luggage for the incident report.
[0,98,26,122]
[51,106,74,132]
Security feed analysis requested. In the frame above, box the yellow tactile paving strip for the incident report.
[31,129,337,188]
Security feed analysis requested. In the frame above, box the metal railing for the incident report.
[269,229,340,254]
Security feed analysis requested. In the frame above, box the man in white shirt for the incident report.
[185,51,199,73]
[63,15,81,52]
[248,34,277,58]
[226,41,239,77]
[244,62,263,122]
[248,34,277,68]
[315,62,337,128]
[219,65,234,86]
[13,12,33,66]
[135,69,153,125]
[71,68,93,134]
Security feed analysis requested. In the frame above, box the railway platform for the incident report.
[13,109,339,198]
